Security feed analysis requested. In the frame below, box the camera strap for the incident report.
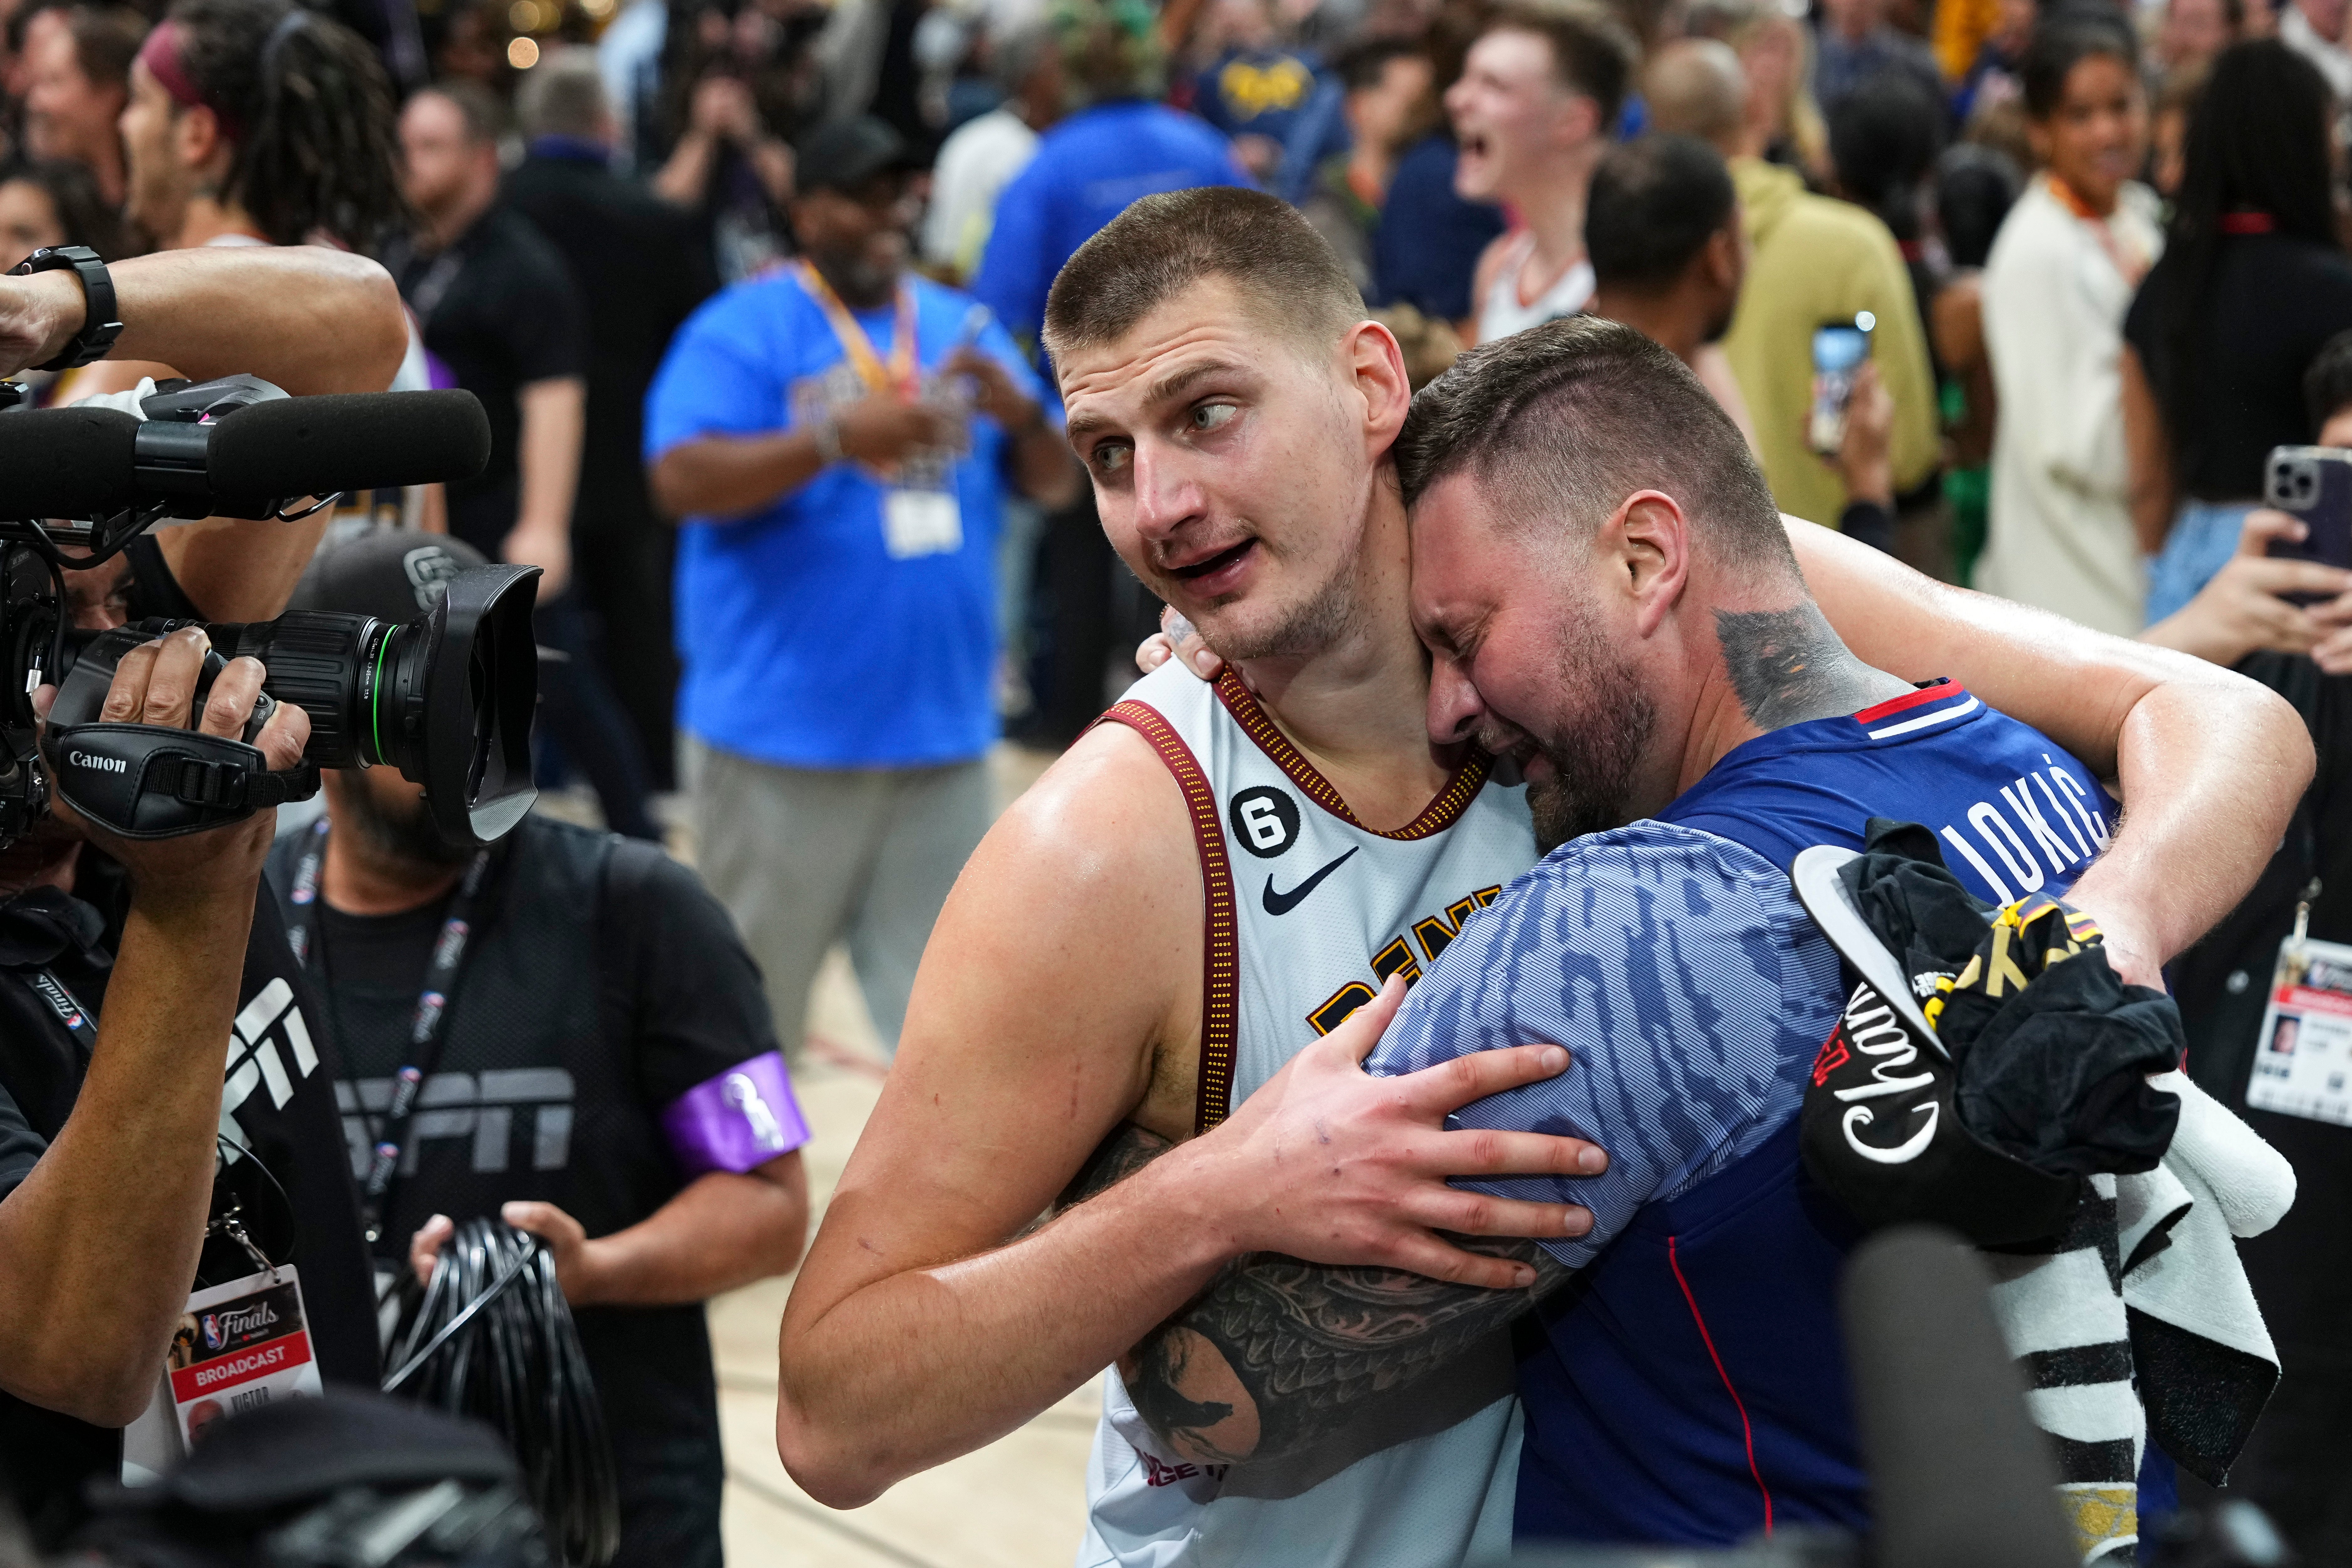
[41,720,321,839]
[282,819,497,1246]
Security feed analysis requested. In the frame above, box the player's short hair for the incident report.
[1395,315,1793,573]
[1480,0,1639,129]
[1586,133,1736,292]
[1042,186,1365,368]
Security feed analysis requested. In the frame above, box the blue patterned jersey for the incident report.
[1364,681,2119,1546]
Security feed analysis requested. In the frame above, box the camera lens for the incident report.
[216,565,541,843]
[43,565,540,846]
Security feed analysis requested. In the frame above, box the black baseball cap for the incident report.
[291,528,489,623]
[797,115,916,195]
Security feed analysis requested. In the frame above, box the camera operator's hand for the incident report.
[35,627,311,904]
[835,387,961,469]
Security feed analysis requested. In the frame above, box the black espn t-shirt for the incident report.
[387,206,589,559]
[263,815,788,1568]
[0,883,379,1546]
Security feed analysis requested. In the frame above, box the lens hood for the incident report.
[412,564,540,844]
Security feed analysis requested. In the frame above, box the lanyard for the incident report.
[282,818,495,1244]
[796,260,918,396]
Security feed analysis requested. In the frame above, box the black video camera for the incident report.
[0,375,538,849]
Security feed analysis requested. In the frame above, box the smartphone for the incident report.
[2262,445,2352,601]
[1807,312,1877,457]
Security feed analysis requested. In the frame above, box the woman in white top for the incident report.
[1979,10,2160,637]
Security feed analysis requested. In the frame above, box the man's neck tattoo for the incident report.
[1714,602,1908,731]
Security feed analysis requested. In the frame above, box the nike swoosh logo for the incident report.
[1263,847,1360,917]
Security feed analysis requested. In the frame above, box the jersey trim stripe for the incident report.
[1864,696,1979,740]
[1852,679,1962,724]
[1667,1235,1775,1537]
[1213,668,1490,839]
[1097,699,1242,1133]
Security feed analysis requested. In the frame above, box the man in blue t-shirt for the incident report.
[645,116,1075,1054]
[1106,315,2171,1546]
[969,0,1251,343]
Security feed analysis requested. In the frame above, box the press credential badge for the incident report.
[2246,929,2352,1127]
[122,1266,323,1481]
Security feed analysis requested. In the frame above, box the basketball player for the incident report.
[1113,314,2221,1550]
[774,190,2306,1563]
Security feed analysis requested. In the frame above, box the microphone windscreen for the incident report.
[208,390,492,499]
[0,406,142,520]
[1840,1226,2078,1568]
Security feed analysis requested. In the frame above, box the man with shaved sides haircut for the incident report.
[775,186,2308,1565]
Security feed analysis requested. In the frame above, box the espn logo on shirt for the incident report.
[221,978,321,1164]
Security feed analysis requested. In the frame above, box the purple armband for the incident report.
[661,1051,810,1176]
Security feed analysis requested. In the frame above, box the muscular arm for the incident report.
[0,246,411,622]
[775,726,1231,1507]
[776,729,1598,1506]
[1792,517,2312,980]
[0,244,408,397]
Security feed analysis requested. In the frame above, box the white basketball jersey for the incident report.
[1079,661,1539,1568]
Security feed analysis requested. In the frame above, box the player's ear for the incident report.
[1609,490,1690,633]
[1347,318,1412,450]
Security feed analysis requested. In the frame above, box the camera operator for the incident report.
[0,242,408,1545]
[273,530,811,1568]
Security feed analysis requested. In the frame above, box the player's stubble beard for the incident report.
[1510,605,1658,856]
[1199,541,1365,663]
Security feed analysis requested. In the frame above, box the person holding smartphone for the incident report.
[2145,334,2352,1561]
[2121,40,2352,625]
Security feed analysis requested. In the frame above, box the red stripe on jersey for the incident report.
[1094,699,1242,1134]
[1669,1236,1775,1536]
[1853,681,1967,725]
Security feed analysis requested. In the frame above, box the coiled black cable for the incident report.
[382,1217,621,1568]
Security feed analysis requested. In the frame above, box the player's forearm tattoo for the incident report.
[1128,1241,1570,1466]
[1716,602,1907,731]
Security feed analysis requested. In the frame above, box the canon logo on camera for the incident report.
[67,751,128,774]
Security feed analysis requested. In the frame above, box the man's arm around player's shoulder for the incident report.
[777,722,1608,1507]
[1789,518,2313,984]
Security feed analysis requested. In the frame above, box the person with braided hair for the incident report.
[117,0,407,253]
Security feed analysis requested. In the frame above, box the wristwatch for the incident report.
[8,245,124,371]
